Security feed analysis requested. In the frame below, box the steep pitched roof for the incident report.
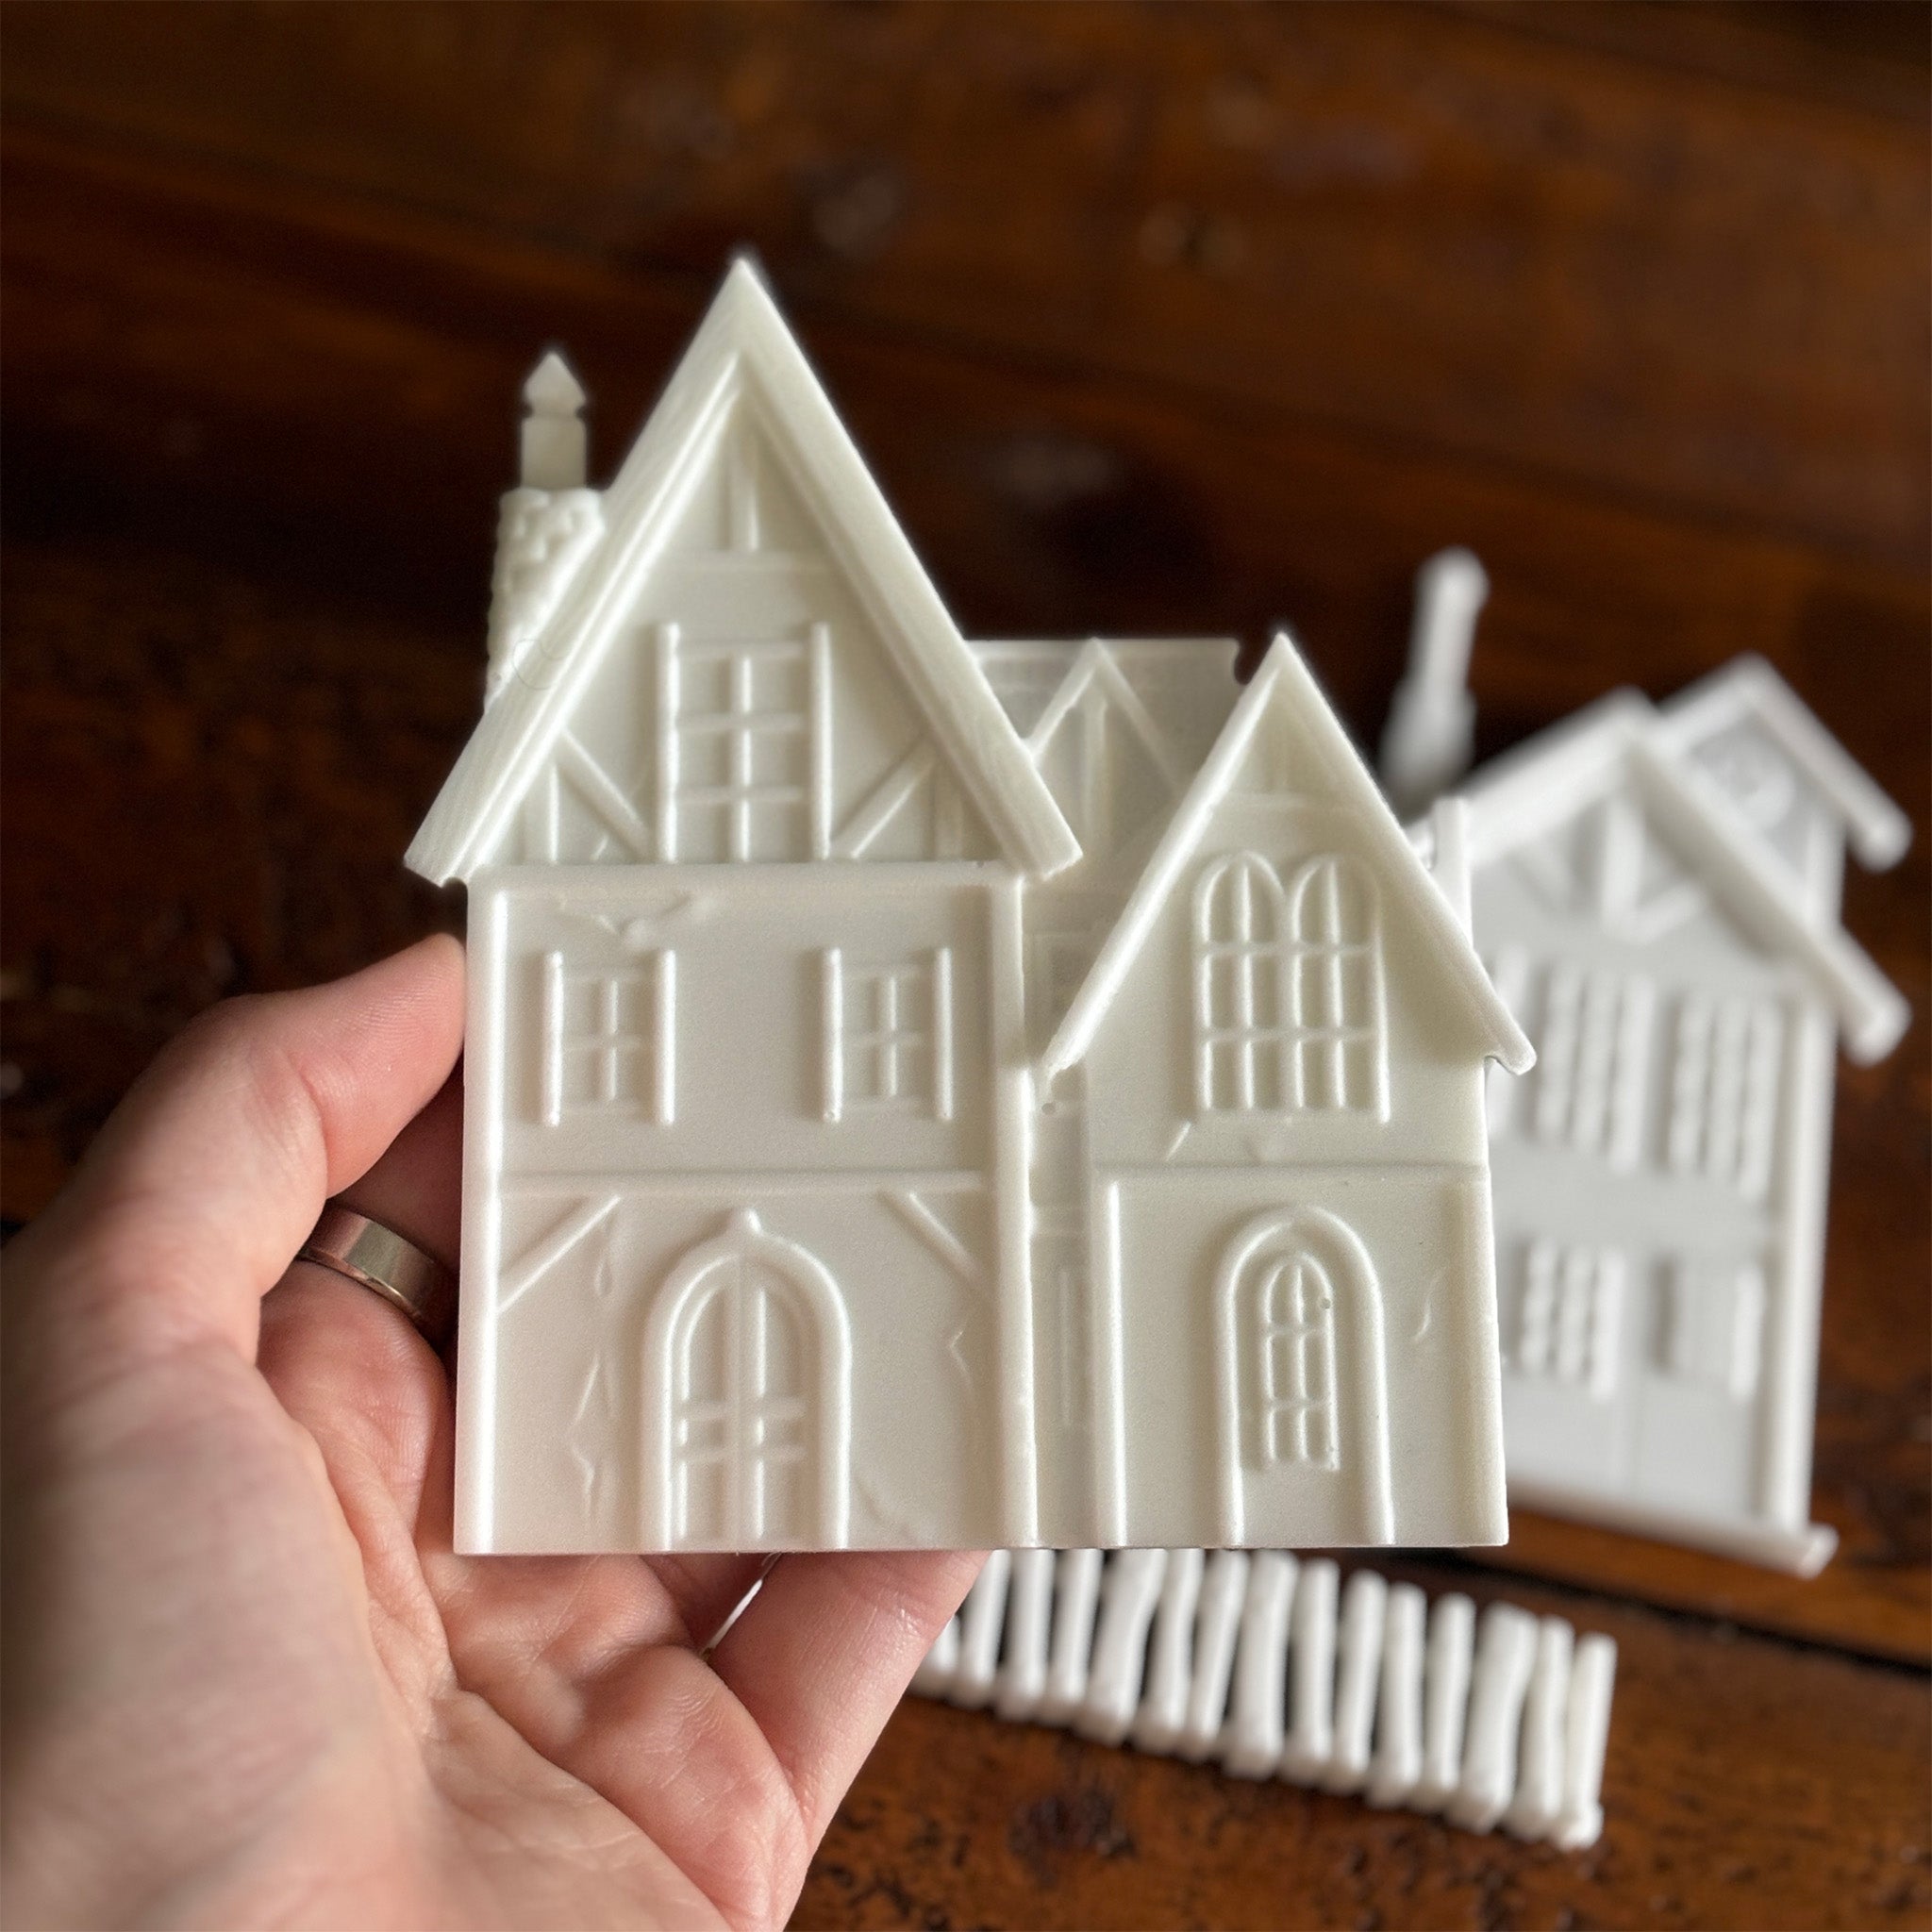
[408,260,1079,883]
[1041,631,1536,1082]
[974,638,1242,878]
[1453,688,1909,1065]
[1659,656,1912,871]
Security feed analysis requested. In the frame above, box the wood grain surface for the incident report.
[3,8,1926,1927]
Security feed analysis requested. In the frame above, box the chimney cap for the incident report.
[524,350,586,414]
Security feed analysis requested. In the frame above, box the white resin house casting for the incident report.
[1464,672,1907,1575]
[408,264,1532,1556]
[1386,568,1911,1574]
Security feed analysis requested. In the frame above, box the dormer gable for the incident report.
[1455,691,1908,1064]
[1043,631,1534,1090]
[975,638,1241,874]
[1656,656,1911,924]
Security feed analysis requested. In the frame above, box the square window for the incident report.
[541,950,674,1124]
[822,949,954,1122]
[664,630,824,861]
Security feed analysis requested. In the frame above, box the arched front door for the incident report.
[1215,1208,1392,1546]
[642,1210,850,1549]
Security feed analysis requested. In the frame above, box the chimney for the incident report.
[485,351,603,701]
[519,351,588,490]
[1378,547,1489,819]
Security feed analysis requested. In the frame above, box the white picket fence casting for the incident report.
[909,1549,1615,1850]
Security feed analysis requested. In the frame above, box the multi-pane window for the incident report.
[1528,963,1654,1168]
[674,1251,810,1543]
[541,950,675,1124]
[1193,852,1386,1117]
[1667,994,1783,1201]
[1515,1240,1623,1399]
[658,623,829,861]
[1661,1257,1764,1400]
[1255,1250,1339,1468]
[820,948,955,1122]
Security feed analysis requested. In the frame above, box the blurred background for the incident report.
[2,6,1926,1926]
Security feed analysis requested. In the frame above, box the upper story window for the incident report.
[541,950,675,1125]
[1192,852,1386,1118]
[1666,993,1782,1201]
[1526,962,1653,1168]
[658,623,829,861]
[820,947,955,1123]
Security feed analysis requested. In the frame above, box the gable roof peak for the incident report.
[1659,654,1911,873]
[1041,628,1534,1080]
[408,262,1079,884]
[1453,677,1908,1066]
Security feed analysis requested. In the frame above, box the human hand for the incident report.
[2,938,976,1930]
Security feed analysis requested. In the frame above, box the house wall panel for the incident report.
[491,867,1000,1175]
[485,1188,992,1552]
[1100,1167,1506,1551]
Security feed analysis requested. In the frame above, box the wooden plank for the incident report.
[2,2,1925,562]
[800,1569,1932,1930]
[1474,1503,1932,1669]
[0,119,1924,1670]
[1114,5,1930,569]
[1457,2,1932,122]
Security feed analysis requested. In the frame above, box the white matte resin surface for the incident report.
[409,261,1532,1556]
[1432,656,1910,1574]
[911,1548,1617,1851]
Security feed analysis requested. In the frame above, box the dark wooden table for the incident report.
[4,8,1926,1926]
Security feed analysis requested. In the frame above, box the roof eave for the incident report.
[405,259,1080,885]
[1664,656,1912,873]
[1045,633,1539,1082]
[1630,739,1909,1064]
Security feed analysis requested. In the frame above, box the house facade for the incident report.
[409,264,1530,1555]
[1448,667,1909,1573]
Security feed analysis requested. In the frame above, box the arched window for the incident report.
[1194,853,1288,1112]
[1286,857,1387,1117]
[1255,1250,1338,1467]
[1214,1208,1393,1547]
[1192,852,1387,1117]
[673,1251,810,1542]
[643,1210,850,1548]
